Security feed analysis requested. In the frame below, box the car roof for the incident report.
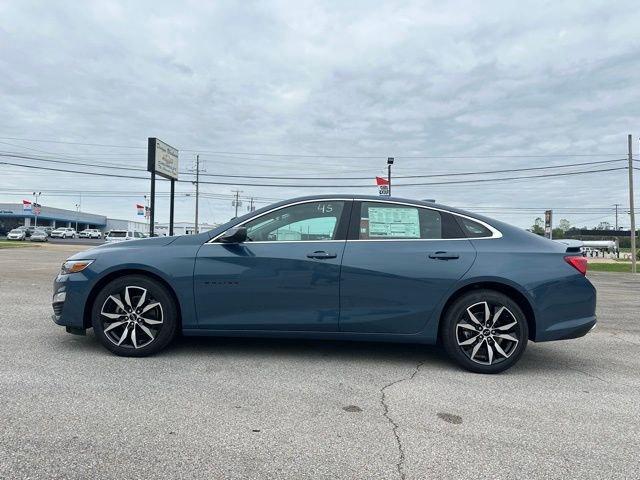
[276,194,496,222]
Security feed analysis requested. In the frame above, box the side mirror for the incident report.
[218,226,247,243]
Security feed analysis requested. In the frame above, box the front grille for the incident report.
[52,303,63,316]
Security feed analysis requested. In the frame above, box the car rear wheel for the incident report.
[91,275,178,357]
[441,290,528,374]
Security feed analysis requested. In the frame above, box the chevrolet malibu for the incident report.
[52,195,596,373]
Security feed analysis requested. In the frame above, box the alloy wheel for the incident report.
[100,285,163,349]
[455,301,522,366]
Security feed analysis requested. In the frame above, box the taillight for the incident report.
[564,255,588,275]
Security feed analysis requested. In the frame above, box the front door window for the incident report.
[244,201,345,242]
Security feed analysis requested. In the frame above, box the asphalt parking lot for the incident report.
[0,245,638,479]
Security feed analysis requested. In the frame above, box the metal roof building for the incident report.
[0,203,106,234]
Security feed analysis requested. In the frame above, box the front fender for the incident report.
[77,244,200,329]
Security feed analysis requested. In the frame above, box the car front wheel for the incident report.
[91,275,178,357]
[441,290,528,374]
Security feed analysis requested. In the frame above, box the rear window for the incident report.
[109,231,127,238]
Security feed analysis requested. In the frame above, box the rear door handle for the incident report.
[428,251,459,260]
[306,251,337,260]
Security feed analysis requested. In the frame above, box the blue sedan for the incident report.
[52,195,596,373]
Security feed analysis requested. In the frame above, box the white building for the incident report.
[105,218,149,234]
[154,222,219,236]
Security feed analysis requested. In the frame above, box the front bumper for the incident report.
[51,272,92,329]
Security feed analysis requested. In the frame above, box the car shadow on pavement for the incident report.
[53,329,599,375]
[168,334,452,367]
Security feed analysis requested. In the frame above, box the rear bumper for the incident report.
[535,315,597,342]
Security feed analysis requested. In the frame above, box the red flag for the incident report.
[375,176,389,186]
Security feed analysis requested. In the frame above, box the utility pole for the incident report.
[387,157,394,196]
[613,204,620,230]
[629,134,637,273]
[32,191,41,228]
[194,154,200,234]
[232,190,243,218]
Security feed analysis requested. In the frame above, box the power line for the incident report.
[0,151,628,181]
[0,158,629,188]
[0,136,626,158]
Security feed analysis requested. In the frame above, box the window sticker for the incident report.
[367,207,420,238]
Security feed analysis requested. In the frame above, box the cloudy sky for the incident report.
[1,0,639,229]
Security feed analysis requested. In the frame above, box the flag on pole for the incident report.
[375,176,390,195]
[145,206,150,219]
[23,200,32,212]
[33,203,41,215]
[136,204,144,216]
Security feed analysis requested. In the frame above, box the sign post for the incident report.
[147,138,179,236]
[544,209,553,239]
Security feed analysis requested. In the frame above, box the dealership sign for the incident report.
[147,138,179,180]
[376,176,390,196]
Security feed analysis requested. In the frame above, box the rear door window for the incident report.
[359,202,442,239]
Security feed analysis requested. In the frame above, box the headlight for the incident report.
[61,260,94,274]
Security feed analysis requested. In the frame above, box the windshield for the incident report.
[108,231,127,237]
[9,229,21,233]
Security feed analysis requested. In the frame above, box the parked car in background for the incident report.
[79,229,102,239]
[105,230,137,243]
[29,229,49,242]
[16,226,34,238]
[51,227,77,239]
[6,228,27,240]
[40,226,54,237]
[52,195,596,373]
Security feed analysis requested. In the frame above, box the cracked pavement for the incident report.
[1,246,638,479]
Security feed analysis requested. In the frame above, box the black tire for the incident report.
[441,290,528,374]
[91,275,178,357]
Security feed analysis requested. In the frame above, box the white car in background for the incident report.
[6,228,27,240]
[79,229,102,239]
[51,227,77,239]
[29,229,49,242]
[104,230,145,243]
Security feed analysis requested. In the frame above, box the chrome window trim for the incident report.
[206,197,502,244]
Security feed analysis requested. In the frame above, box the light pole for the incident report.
[32,192,41,228]
[387,157,394,196]
[75,203,80,232]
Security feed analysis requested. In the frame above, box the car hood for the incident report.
[66,235,178,261]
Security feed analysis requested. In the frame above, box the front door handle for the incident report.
[428,251,460,260]
[306,251,337,260]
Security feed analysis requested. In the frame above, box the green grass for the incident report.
[588,262,634,273]
[0,239,40,249]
